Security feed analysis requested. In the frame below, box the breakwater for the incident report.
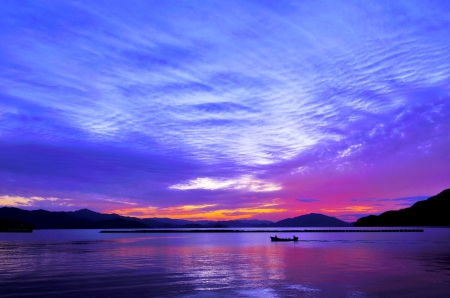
[100,228,424,233]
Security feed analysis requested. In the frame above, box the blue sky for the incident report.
[1,0,449,221]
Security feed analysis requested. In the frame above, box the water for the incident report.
[1,228,449,297]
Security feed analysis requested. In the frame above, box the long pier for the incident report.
[100,229,424,233]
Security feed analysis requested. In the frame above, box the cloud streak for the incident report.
[0,195,58,207]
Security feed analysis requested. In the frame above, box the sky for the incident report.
[1,0,449,222]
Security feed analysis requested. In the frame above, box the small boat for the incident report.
[270,235,298,242]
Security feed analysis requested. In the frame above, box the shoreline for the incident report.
[99,228,424,233]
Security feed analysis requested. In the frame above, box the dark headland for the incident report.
[354,189,450,227]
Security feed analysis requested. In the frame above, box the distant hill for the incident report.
[0,207,265,229]
[354,189,450,227]
[0,207,149,229]
[1,207,353,229]
[69,208,121,221]
[67,209,166,228]
[271,213,351,227]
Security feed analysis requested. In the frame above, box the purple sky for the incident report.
[1,0,449,221]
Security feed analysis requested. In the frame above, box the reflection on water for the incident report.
[0,228,449,297]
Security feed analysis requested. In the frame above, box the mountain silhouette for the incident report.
[1,207,350,229]
[271,213,351,227]
[0,207,148,229]
[69,208,121,221]
[69,208,165,227]
[354,189,450,227]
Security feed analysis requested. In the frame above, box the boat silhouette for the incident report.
[270,235,298,242]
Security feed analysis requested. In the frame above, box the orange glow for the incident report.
[105,202,286,221]
[0,195,60,206]
[320,205,379,213]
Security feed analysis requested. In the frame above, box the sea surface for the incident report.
[1,228,449,298]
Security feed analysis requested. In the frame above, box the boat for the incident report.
[270,235,298,242]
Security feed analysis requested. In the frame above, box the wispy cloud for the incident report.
[3,0,449,167]
[0,195,60,207]
[169,176,281,192]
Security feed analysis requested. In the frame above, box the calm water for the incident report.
[1,228,449,298]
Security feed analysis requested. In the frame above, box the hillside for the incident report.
[354,189,450,227]
[1,207,354,229]
[0,207,149,229]
[271,213,351,227]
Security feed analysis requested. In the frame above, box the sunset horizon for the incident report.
[0,190,441,223]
